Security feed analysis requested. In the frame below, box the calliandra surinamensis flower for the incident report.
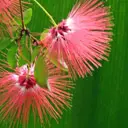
[40,0,113,78]
[0,63,72,127]
[0,0,26,36]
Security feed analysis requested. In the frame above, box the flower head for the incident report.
[41,0,113,78]
[0,63,72,127]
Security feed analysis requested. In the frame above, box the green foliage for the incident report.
[34,56,48,88]
[0,38,12,50]
[7,45,18,69]
[23,8,33,25]
[18,46,31,66]
[31,46,40,62]
[16,8,32,25]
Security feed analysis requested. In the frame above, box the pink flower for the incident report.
[41,0,113,78]
[0,64,72,127]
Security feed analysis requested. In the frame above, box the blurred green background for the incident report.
[28,0,128,128]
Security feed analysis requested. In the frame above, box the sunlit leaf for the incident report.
[0,38,12,50]
[7,45,18,68]
[31,46,40,62]
[34,56,48,88]
[23,8,33,25]
[16,8,32,25]
[18,46,31,66]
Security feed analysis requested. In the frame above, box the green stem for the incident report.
[33,0,57,26]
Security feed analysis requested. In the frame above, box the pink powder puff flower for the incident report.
[0,63,72,127]
[41,0,113,78]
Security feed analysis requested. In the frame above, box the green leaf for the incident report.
[0,38,12,50]
[24,8,33,25]
[18,46,31,67]
[31,46,40,62]
[16,8,32,25]
[34,56,48,88]
[7,45,18,68]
